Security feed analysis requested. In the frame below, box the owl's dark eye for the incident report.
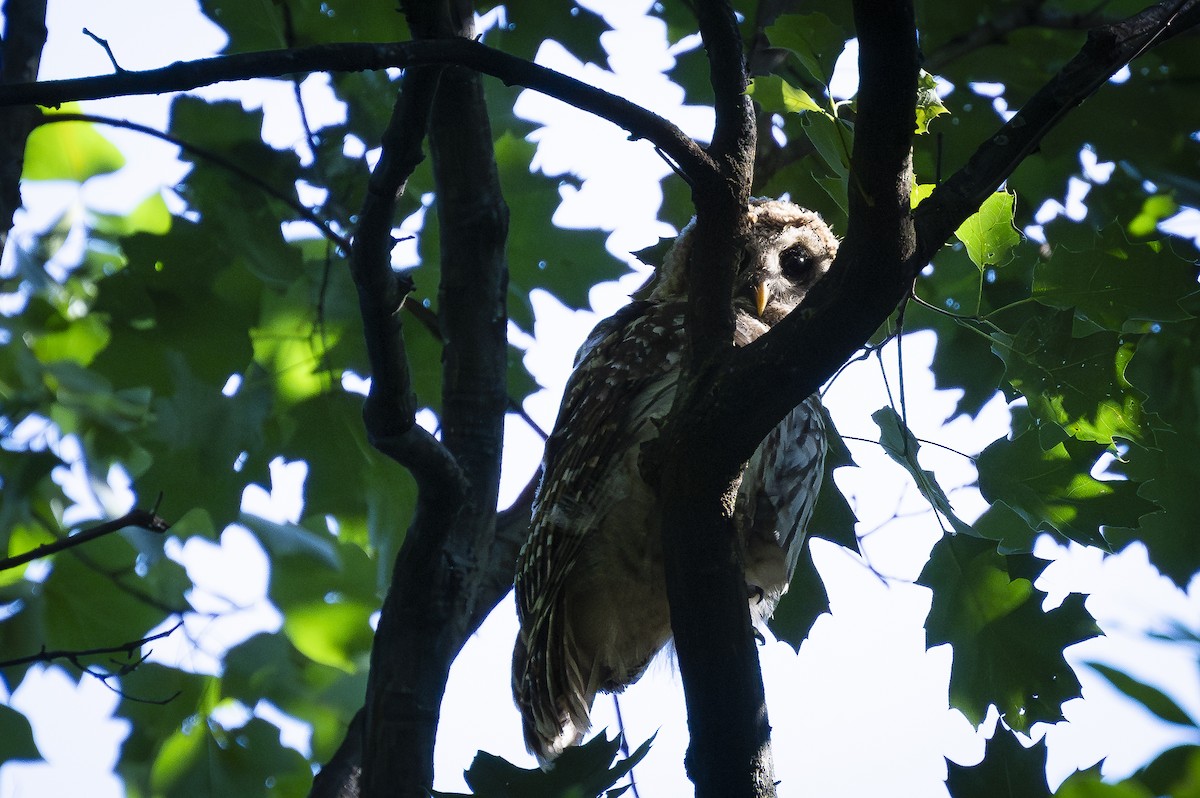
[780,247,815,282]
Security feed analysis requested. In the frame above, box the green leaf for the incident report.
[763,12,847,85]
[1116,322,1200,583]
[920,535,1097,731]
[90,191,173,237]
[1129,744,1200,798]
[116,665,213,793]
[1034,221,1196,331]
[41,534,175,652]
[945,730,1051,798]
[976,423,1156,549]
[150,716,311,798]
[222,632,317,708]
[1127,194,1179,238]
[872,406,973,535]
[991,310,1148,445]
[1055,764,1154,798]
[238,512,340,570]
[30,314,111,367]
[0,703,41,762]
[421,133,626,333]
[281,599,375,673]
[915,71,949,134]
[1086,662,1197,727]
[971,500,1040,556]
[139,358,272,529]
[198,0,286,52]
[486,0,611,66]
[768,541,828,648]
[749,75,827,117]
[1110,433,1200,586]
[803,113,852,179]
[24,108,125,182]
[285,0,408,45]
[955,191,1020,270]
[433,732,652,798]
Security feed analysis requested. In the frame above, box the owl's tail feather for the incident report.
[513,604,597,765]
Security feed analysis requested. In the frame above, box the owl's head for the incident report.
[650,199,838,323]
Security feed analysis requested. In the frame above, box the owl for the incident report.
[512,199,836,762]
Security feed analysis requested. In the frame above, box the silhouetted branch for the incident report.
[914,0,1200,256]
[0,620,182,670]
[0,0,48,235]
[0,506,170,573]
[925,0,1108,71]
[0,621,183,704]
[81,28,124,72]
[658,3,775,796]
[0,37,717,188]
[349,68,467,505]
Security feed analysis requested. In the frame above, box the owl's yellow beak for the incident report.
[754,281,770,318]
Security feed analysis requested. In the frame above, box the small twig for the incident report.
[0,620,181,670]
[840,434,976,461]
[613,694,643,798]
[894,297,911,455]
[0,621,185,704]
[81,28,124,73]
[654,145,693,187]
[0,506,170,572]
[819,335,897,397]
[508,398,549,441]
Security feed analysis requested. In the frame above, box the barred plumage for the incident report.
[512,199,836,762]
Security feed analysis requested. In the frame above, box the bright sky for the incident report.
[3,1,1200,797]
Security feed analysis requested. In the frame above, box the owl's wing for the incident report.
[514,301,684,758]
[738,394,826,589]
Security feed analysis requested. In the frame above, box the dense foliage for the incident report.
[1,0,1198,796]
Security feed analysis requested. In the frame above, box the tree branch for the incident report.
[0,37,717,189]
[0,0,48,237]
[355,4,512,797]
[652,9,920,792]
[0,621,181,670]
[925,0,1108,72]
[348,67,465,502]
[655,3,777,797]
[914,0,1200,257]
[348,64,470,798]
[0,507,170,573]
[687,0,759,356]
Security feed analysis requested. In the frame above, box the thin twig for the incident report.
[0,506,169,572]
[0,620,181,670]
[840,434,976,461]
[613,695,643,798]
[81,28,123,73]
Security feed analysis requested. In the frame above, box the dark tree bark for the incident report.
[354,2,512,797]
[0,0,48,238]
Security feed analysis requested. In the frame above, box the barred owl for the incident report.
[512,199,836,762]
